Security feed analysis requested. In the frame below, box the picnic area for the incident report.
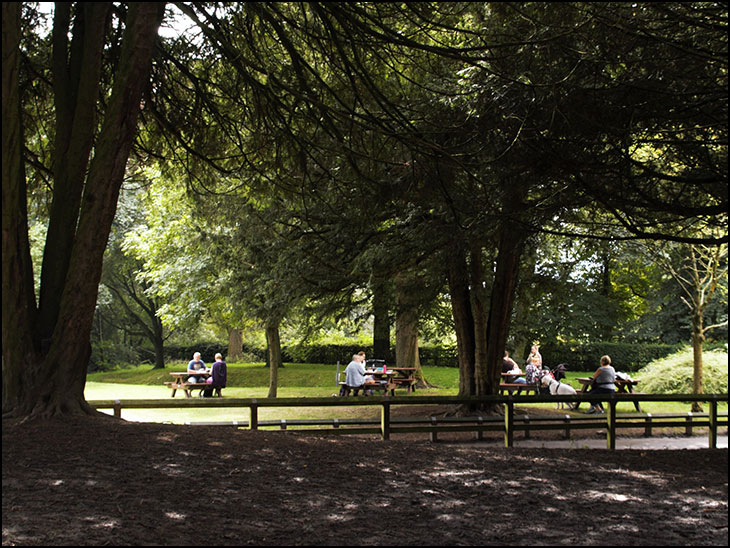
[3,2,728,546]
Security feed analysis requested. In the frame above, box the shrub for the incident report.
[89,341,141,372]
[634,347,729,394]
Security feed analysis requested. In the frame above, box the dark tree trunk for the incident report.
[509,242,537,362]
[446,241,476,398]
[470,242,489,397]
[151,316,166,370]
[38,3,111,342]
[372,278,392,362]
[2,3,166,419]
[394,276,420,369]
[2,3,39,414]
[485,225,527,397]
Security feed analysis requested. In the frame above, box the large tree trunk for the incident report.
[2,3,39,415]
[2,3,165,419]
[394,274,429,385]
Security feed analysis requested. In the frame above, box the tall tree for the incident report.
[2,2,165,418]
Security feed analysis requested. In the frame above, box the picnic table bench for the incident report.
[166,372,223,398]
[498,383,538,395]
[498,372,537,395]
[389,367,417,393]
[574,377,642,412]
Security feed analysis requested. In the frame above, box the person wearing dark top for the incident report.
[207,353,227,397]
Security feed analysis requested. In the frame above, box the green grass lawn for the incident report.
[86,362,726,424]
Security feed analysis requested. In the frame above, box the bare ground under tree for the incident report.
[2,414,728,546]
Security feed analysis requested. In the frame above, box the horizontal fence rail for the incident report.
[88,393,728,450]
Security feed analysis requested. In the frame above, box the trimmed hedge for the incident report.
[157,340,682,372]
[163,342,264,364]
[538,342,683,373]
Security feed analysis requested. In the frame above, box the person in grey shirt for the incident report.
[345,354,367,389]
[585,355,616,414]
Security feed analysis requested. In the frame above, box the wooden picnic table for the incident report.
[575,377,642,412]
[165,371,221,398]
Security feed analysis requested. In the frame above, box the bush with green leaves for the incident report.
[634,347,728,394]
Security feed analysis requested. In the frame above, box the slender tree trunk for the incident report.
[38,3,111,342]
[446,241,476,398]
[510,242,537,362]
[372,278,392,362]
[266,322,282,398]
[485,223,527,397]
[470,242,489,397]
[691,311,704,413]
[2,3,165,419]
[152,316,166,370]
[395,279,419,368]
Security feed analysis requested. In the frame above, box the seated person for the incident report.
[524,355,540,384]
[502,351,526,385]
[586,355,616,414]
[207,353,227,395]
[344,353,372,395]
[187,351,207,383]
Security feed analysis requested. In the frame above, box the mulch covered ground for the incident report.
[2,414,728,546]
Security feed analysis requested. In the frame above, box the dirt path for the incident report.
[2,417,728,546]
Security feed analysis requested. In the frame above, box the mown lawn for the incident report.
[86,362,726,424]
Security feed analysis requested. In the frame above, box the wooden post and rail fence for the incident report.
[89,393,728,450]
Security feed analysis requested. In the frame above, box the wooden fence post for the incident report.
[474,416,484,441]
[113,400,122,419]
[430,416,438,442]
[249,399,258,430]
[607,398,616,450]
[381,399,390,440]
[504,398,514,448]
[709,399,718,449]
